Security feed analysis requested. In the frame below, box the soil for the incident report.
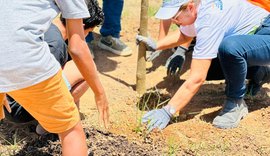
[1,0,270,155]
[0,121,162,156]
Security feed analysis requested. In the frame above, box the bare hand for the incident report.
[95,93,109,129]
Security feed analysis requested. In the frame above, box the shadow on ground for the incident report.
[137,80,270,125]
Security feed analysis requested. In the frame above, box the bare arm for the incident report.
[169,59,212,112]
[66,19,103,95]
[65,18,109,128]
[158,19,172,40]
[141,58,212,131]
[156,30,193,51]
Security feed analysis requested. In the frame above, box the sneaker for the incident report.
[246,65,270,96]
[87,41,95,59]
[36,123,49,135]
[213,98,248,129]
[98,35,132,56]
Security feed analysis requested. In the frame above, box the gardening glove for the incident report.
[165,46,188,76]
[146,50,162,62]
[136,35,157,52]
[141,106,173,132]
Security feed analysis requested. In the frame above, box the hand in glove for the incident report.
[136,35,157,52]
[141,105,174,132]
[146,50,162,62]
[165,46,188,76]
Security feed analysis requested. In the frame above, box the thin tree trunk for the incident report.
[136,0,148,95]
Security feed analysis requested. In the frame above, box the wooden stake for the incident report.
[136,0,149,95]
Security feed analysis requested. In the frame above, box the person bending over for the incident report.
[0,0,108,154]
[137,0,270,131]
[4,8,104,134]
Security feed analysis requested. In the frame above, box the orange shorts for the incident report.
[0,70,80,133]
[0,94,5,120]
[248,0,270,12]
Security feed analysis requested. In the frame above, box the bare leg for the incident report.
[71,80,89,108]
[63,61,89,108]
[59,122,87,156]
[63,61,84,86]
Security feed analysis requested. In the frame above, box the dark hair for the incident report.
[60,0,104,29]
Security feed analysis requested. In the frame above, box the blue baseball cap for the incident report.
[155,0,189,19]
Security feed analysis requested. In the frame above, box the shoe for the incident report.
[213,98,248,129]
[36,123,49,135]
[98,35,132,56]
[246,65,270,96]
[87,41,95,59]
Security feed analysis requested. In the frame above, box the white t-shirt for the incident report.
[180,0,269,59]
[0,0,89,92]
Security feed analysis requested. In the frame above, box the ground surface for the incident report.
[1,1,270,155]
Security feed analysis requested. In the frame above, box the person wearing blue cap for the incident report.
[137,0,270,131]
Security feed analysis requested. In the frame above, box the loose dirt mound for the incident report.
[0,121,162,156]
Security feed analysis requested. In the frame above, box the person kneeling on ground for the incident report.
[136,0,270,131]
[146,0,270,76]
